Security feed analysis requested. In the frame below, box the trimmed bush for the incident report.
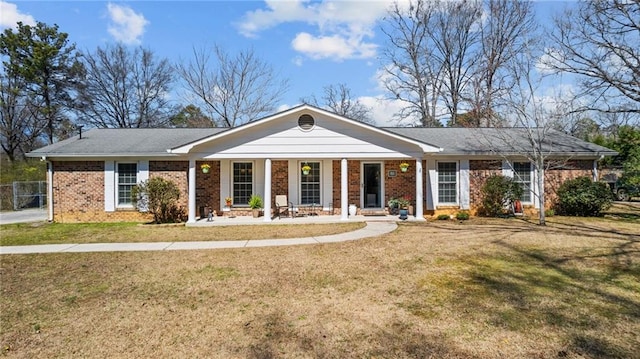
[480,175,524,217]
[437,214,450,220]
[456,211,470,220]
[555,177,614,217]
[132,177,187,223]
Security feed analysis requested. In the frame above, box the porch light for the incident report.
[301,163,311,175]
[399,162,410,172]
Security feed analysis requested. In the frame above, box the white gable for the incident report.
[172,105,440,159]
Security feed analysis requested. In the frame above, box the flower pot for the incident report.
[302,169,309,175]
[252,209,260,218]
[225,201,232,207]
[202,167,209,173]
[400,166,408,173]
[348,204,357,216]
[399,208,408,220]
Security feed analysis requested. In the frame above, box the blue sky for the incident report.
[1,1,575,126]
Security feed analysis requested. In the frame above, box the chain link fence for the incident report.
[0,181,47,211]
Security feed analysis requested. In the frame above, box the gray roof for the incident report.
[28,128,226,157]
[27,126,616,158]
[385,127,617,157]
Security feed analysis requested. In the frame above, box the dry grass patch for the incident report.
[0,222,365,246]
[1,215,639,358]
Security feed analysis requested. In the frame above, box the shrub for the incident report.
[545,209,555,217]
[480,175,524,217]
[248,194,263,209]
[456,211,470,220]
[437,214,450,220]
[132,177,186,223]
[555,177,614,217]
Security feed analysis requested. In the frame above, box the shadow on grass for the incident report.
[458,236,639,358]
[241,311,464,359]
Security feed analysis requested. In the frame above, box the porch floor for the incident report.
[188,214,424,226]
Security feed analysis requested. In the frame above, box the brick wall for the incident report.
[52,161,151,223]
[384,160,416,208]
[149,161,189,210]
[196,160,220,216]
[271,160,288,203]
[469,160,502,211]
[544,160,593,208]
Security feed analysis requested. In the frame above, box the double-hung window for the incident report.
[117,163,137,206]
[438,162,457,204]
[233,162,253,206]
[513,162,532,202]
[300,162,320,204]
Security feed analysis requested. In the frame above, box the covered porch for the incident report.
[185,157,428,223]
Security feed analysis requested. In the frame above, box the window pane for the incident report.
[438,162,457,203]
[513,162,531,202]
[118,163,137,205]
[300,162,320,204]
[233,162,252,205]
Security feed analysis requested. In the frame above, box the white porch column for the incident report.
[341,158,348,220]
[187,158,196,223]
[415,158,425,220]
[47,161,53,222]
[263,158,272,222]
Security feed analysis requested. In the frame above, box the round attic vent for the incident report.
[298,114,315,131]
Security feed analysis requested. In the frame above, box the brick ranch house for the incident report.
[27,104,616,223]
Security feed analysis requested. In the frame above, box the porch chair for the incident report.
[275,195,293,219]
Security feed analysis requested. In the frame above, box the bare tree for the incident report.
[177,45,289,128]
[466,0,537,127]
[484,44,569,226]
[381,0,482,127]
[0,72,44,161]
[545,0,640,115]
[75,44,175,128]
[432,0,482,126]
[380,0,444,127]
[301,83,373,123]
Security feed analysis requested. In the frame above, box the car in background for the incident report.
[614,171,640,201]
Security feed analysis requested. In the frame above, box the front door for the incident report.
[363,163,382,208]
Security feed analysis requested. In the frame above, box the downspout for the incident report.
[593,155,604,181]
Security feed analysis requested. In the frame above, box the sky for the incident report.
[0,0,576,127]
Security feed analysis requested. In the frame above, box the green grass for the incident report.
[0,222,138,246]
[0,221,365,246]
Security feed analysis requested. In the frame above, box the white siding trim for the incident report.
[322,160,332,212]
[138,160,149,183]
[426,158,437,210]
[460,159,470,210]
[104,160,115,212]
[220,159,231,208]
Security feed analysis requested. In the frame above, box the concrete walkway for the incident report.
[0,221,398,255]
[0,208,47,225]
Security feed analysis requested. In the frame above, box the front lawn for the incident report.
[0,222,365,246]
[1,215,638,358]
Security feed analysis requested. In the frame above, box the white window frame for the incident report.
[512,161,533,204]
[116,162,137,208]
[436,161,459,205]
[231,161,254,207]
[299,161,322,205]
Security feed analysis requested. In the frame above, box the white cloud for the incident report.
[237,0,392,61]
[292,32,376,61]
[106,3,148,45]
[0,1,35,29]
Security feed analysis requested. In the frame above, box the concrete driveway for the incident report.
[0,209,47,225]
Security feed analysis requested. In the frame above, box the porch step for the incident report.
[361,209,388,216]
